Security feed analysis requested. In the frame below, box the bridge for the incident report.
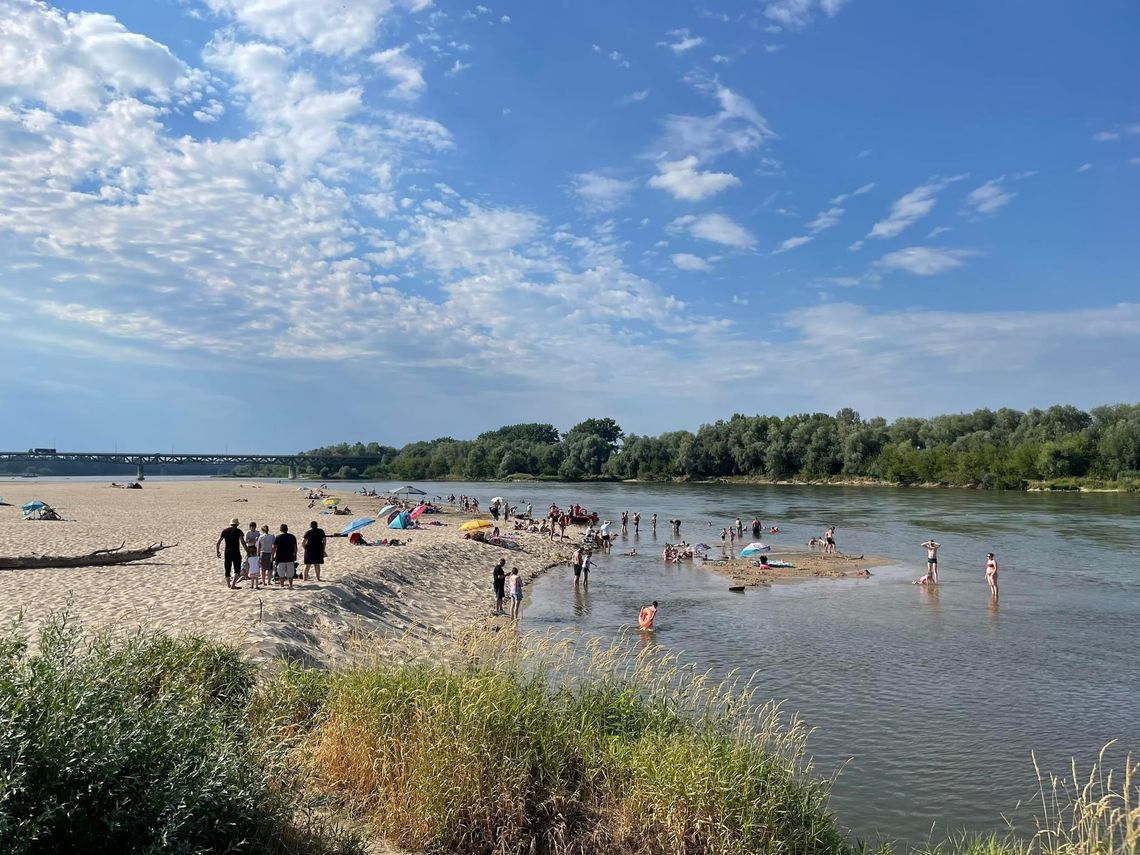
[0,451,381,481]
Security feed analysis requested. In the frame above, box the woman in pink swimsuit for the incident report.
[985,552,998,598]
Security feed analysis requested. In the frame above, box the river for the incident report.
[422,480,1139,848]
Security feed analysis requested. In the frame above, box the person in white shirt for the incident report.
[257,526,275,586]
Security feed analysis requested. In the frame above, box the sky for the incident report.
[1,0,1138,452]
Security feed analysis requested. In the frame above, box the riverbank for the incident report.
[0,480,569,665]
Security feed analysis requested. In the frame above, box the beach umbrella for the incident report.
[409,503,428,520]
[375,504,397,518]
[490,496,505,507]
[340,517,375,535]
[459,519,494,532]
[740,542,770,557]
[389,511,413,530]
[390,485,427,498]
[21,500,45,514]
[322,497,340,506]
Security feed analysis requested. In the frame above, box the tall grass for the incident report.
[0,613,360,855]
[281,631,855,855]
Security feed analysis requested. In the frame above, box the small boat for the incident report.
[728,585,746,593]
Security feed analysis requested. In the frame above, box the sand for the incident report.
[694,546,891,588]
[0,480,569,665]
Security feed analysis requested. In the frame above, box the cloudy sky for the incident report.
[1,0,1138,452]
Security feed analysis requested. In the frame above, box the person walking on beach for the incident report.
[272,523,298,589]
[217,518,246,589]
[257,524,275,587]
[492,558,507,615]
[985,552,999,598]
[508,567,523,620]
[921,539,941,584]
[302,521,326,581]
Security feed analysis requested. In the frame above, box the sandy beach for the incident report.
[0,480,569,665]
[698,548,891,588]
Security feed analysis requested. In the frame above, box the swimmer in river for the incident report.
[638,600,658,630]
[625,549,639,556]
[921,539,941,584]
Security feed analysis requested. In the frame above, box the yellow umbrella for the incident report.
[323,497,340,506]
[459,519,494,532]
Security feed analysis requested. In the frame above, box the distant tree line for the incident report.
[299,404,1140,489]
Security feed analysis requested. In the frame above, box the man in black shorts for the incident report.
[571,547,582,586]
[492,558,507,614]
[216,517,245,589]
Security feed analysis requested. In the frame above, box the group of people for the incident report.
[216,518,327,590]
[914,539,999,597]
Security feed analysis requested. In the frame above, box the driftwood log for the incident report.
[0,541,177,570]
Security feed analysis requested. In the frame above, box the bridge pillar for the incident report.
[288,463,298,480]
[136,462,146,481]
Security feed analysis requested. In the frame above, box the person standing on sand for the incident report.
[216,518,245,589]
[921,539,941,584]
[493,558,507,615]
[272,523,298,589]
[559,512,569,541]
[508,567,523,620]
[302,521,326,581]
[986,552,999,598]
[244,521,260,557]
[258,525,274,587]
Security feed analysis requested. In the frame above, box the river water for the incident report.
[419,480,1139,848]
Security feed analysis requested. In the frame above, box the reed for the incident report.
[0,612,361,855]
[282,629,854,855]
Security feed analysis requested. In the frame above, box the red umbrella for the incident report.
[409,503,428,520]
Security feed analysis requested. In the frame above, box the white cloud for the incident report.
[446,59,471,75]
[829,181,875,205]
[763,43,783,53]
[926,226,951,238]
[848,240,864,251]
[658,78,774,162]
[774,235,813,253]
[712,54,731,63]
[1077,163,1093,173]
[868,176,963,239]
[1130,158,1140,166]
[1092,131,1120,142]
[0,1,198,113]
[807,206,844,232]
[193,100,226,123]
[671,253,712,271]
[857,148,872,159]
[569,171,636,213]
[764,0,849,29]
[202,0,431,56]
[670,213,756,249]
[621,89,650,105]
[877,246,977,276]
[966,176,1016,216]
[500,15,510,23]
[648,156,740,201]
[369,46,426,100]
[657,28,705,54]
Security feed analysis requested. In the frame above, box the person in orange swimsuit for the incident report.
[638,601,658,630]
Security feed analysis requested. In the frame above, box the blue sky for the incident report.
[1,0,1138,452]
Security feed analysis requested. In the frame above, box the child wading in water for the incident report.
[508,567,523,620]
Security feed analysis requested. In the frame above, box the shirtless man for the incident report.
[921,539,941,584]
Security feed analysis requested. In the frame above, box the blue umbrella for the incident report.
[740,542,770,557]
[21,500,45,514]
[341,517,376,535]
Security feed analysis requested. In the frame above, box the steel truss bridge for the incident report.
[0,451,380,480]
